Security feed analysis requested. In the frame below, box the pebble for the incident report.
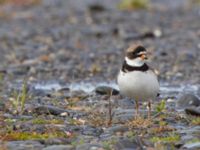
[33,105,85,117]
[176,94,200,108]
[76,144,103,150]
[5,140,44,150]
[82,126,103,136]
[113,138,139,150]
[42,145,74,150]
[105,125,128,134]
[95,86,119,95]
[185,106,200,116]
[183,142,200,149]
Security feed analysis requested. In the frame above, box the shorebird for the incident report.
[117,44,159,119]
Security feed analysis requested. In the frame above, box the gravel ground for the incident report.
[0,0,200,150]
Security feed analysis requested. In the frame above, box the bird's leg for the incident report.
[135,100,139,119]
[148,100,151,120]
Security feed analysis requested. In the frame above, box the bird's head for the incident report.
[125,44,148,67]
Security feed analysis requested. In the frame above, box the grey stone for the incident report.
[82,126,103,136]
[33,105,85,117]
[0,101,6,111]
[176,94,200,108]
[105,125,128,134]
[95,86,119,95]
[42,145,74,150]
[6,140,44,150]
[185,106,200,116]
[113,139,139,150]
[183,142,200,149]
[76,144,103,150]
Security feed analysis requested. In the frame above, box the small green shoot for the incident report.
[118,0,149,10]
[156,100,166,113]
[102,139,116,150]
[191,117,200,125]
[10,80,29,114]
[150,133,180,143]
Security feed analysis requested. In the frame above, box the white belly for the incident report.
[117,70,159,101]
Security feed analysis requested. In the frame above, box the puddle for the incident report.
[32,81,200,97]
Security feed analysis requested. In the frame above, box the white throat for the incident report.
[125,57,145,67]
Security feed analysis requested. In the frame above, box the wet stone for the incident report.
[185,106,200,116]
[42,145,74,150]
[33,105,85,117]
[0,100,6,111]
[176,94,200,108]
[6,140,44,150]
[95,86,119,95]
[105,125,128,134]
[82,126,103,136]
[113,138,139,150]
[33,105,69,116]
[182,142,200,149]
[76,143,103,150]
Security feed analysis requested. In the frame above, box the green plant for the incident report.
[191,117,200,125]
[102,139,116,150]
[118,0,149,10]
[156,100,166,113]
[10,80,29,114]
[32,118,64,125]
[150,133,180,143]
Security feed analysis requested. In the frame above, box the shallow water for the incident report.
[33,81,200,97]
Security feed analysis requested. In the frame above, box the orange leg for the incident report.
[135,100,139,119]
[148,100,151,119]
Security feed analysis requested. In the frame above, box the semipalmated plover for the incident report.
[117,44,159,118]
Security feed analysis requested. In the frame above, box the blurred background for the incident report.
[0,1,200,149]
[0,0,199,84]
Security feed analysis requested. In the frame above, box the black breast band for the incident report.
[122,60,149,72]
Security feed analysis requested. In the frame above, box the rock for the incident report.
[185,107,200,116]
[43,145,74,150]
[6,140,44,150]
[33,105,69,116]
[88,3,106,13]
[117,98,135,109]
[95,86,119,95]
[113,138,139,150]
[76,144,103,150]
[33,105,85,117]
[105,125,128,134]
[176,94,200,108]
[82,126,103,136]
[0,101,6,111]
[183,142,200,149]
[113,109,135,122]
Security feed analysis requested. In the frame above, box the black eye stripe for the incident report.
[132,46,146,55]
[126,46,146,59]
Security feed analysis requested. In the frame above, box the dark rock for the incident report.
[95,86,119,95]
[176,94,200,108]
[183,142,200,149]
[113,138,139,150]
[76,144,103,150]
[82,126,103,136]
[185,107,200,116]
[0,101,6,111]
[88,3,106,13]
[105,125,128,134]
[6,140,44,150]
[42,145,74,150]
[33,105,69,116]
[33,105,85,117]
[42,138,72,145]
[117,98,135,109]
[113,109,135,122]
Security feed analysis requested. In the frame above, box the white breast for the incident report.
[117,70,159,101]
